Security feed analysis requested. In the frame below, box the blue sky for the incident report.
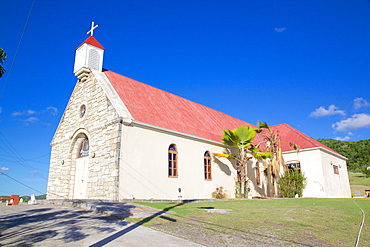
[1,0,370,196]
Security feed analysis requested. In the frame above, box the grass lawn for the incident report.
[129,198,369,246]
[348,172,370,196]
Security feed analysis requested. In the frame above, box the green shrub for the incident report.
[278,170,307,198]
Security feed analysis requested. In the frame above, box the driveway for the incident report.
[0,204,203,246]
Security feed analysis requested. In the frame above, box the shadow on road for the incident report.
[0,204,135,246]
[89,201,194,247]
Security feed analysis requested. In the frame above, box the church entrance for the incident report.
[73,137,89,199]
[73,156,88,198]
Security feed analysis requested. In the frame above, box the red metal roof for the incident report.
[270,123,341,155]
[103,70,257,142]
[102,70,340,156]
[76,36,105,50]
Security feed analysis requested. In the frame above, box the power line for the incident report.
[0,171,67,199]
[0,0,36,100]
[0,131,48,179]
[0,152,50,166]
[0,171,44,195]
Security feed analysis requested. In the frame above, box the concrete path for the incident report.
[0,203,203,247]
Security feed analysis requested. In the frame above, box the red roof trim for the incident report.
[76,36,105,50]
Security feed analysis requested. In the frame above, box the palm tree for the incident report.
[258,121,299,197]
[215,125,271,198]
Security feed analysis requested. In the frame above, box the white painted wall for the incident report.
[74,43,104,73]
[118,124,238,200]
[117,123,352,200]
[319,149,351,198]
[282,148,351,198]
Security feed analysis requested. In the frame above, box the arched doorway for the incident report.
[73,137,89,199]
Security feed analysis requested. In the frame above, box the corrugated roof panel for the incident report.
[271,123,341,155]
[103,70,340,156]
[104,70,256,142]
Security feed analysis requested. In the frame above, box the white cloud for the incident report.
[44,106,58,115]
[354,97,370,110]
[24,117,39,123]
[332,113,370,131]
[0,167,9,171]
[12,109,38,117]
[12,106,58,124]
[334,136,351,141]
[274,27,286,33]
[310,105,345,117]
[29,170,39,173]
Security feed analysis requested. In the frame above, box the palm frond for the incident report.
[289,142,300,153]
[248,145,260,154]
[233,126,257,148]
[213,153,231,158]
[254,152,272,160]
[258,121,270,130]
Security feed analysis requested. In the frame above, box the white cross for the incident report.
[87,21,98,36]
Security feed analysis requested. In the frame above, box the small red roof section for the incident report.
[76,36,105,50]
[271,123,341,155]
[104,70,256,142]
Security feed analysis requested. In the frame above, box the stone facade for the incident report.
[47,71,121,200]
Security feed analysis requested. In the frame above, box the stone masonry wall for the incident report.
[47,72,121,200]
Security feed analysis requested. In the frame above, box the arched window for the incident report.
[78,138,89,158]
[168,144,178,177]
[204,151,212,180]
[80,105,86,118]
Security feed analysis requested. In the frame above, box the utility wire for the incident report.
[0,171,44,195]
[0,171,67,199]
[0,132,48,179]
[0,0,36,100]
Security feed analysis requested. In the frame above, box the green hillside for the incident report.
[317,138,370,172]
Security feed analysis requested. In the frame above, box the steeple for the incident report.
[74,22,105,81]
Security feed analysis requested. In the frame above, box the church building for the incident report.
[47,29,351,201]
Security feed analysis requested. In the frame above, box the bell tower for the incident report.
[74,22,105,81]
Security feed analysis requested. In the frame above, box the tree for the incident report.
[214,125,271,198]
[361,166,370,178]
[258,121,300,197]
[0,48,6,77]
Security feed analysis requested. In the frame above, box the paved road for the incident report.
[0,204,203,247]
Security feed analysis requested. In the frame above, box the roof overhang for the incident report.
[125,120,226,147]
[283,146,348,160]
